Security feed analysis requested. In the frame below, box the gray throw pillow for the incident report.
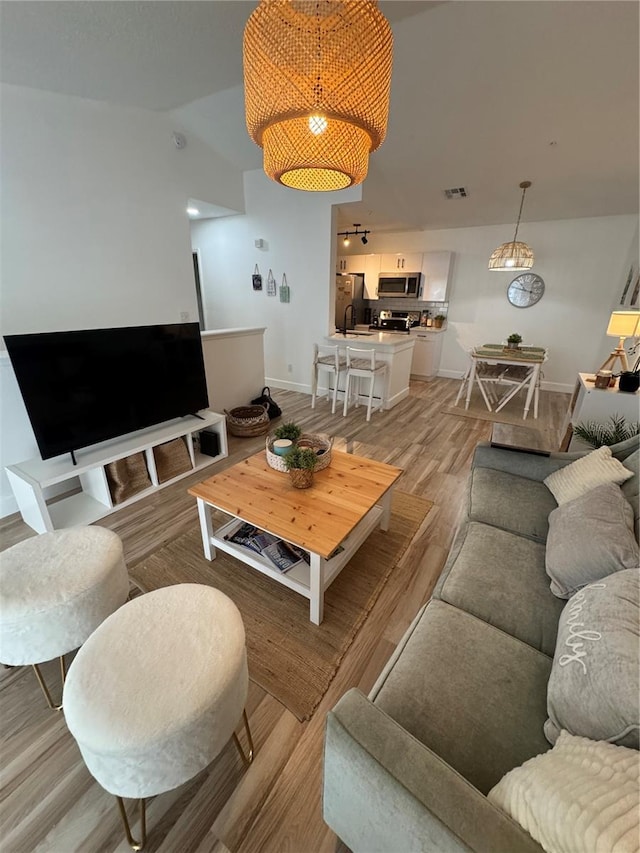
[545,568,640,748]
[545,483,639,599]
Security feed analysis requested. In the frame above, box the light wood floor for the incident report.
[0,379,570,853]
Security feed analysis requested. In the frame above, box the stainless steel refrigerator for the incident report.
[335,274,365,330]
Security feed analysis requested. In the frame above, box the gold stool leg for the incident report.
[116,796,147,851]
[32,655,66,711]
[232,709,255,765]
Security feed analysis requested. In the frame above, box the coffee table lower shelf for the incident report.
[196,499,386,624]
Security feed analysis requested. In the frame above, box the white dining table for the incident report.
[455,345,547,420]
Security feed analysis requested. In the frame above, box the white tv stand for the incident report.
[6,411,228,534]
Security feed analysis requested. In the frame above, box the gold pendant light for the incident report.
[243,0,393,192]
[488,181,535,271]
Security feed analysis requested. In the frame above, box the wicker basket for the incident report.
[289,468,313,489]
[153,437,193,484]
[105,452,152,504]
[224,404,270,437]
[265,432,333,472]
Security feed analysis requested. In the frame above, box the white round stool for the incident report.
[62,584,253,850]
[0,527,129,709]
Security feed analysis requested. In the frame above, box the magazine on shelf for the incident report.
[224,523,310,572]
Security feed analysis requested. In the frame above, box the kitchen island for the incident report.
[324,332,415,410]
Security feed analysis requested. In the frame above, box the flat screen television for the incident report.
[4,322,209,461]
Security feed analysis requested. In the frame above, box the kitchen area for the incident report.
[334,250,451,382]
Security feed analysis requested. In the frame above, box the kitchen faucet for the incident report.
[342,304,356,336]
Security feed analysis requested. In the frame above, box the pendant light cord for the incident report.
[511,180,531,244]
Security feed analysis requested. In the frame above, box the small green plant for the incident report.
[507,333,522,344]
[573,414,640,449]
[283,447,318,471]
[434,314,446,322]
[274,422,302,442]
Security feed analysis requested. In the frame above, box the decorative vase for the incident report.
[618,371,640,393]
[289,469,313,489]
[507,341,520,350]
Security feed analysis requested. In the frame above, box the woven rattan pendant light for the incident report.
[488,181,535,271]
[243,0,393,192]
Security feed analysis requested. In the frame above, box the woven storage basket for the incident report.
[289,468,313,489]
[265,433,333,472]
[106,452,152,504]
[225,404,270,438]
[153,437,193,484]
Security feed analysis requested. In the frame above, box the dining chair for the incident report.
[342,347,387,422]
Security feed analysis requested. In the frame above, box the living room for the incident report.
[1,2,638,851]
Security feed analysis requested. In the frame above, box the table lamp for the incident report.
[598,311,640,373]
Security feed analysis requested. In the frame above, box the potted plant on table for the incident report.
[283,446,318,489]
[272,422,303,456]
[433,314,446,329]
[506,333,522,350]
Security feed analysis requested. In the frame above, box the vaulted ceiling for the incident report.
[2,1,638,233]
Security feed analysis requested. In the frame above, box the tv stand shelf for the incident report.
[6,411,228,533]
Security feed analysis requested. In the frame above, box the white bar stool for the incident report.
[342,347,387,422]
[311,344,347,415]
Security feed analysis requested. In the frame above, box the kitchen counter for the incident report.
[324,333,414,410]
[327,331,415,352]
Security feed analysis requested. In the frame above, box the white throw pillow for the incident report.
[488,731,640,853]
[544,445,634,506]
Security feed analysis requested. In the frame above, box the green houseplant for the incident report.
[274,422,303,442]
[507,333,522,350]
[433,314,446,329]
[283,446,318,489]
[573,414,640,449]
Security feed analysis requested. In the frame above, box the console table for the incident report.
[6,412,228,533]
[561,373,640,451]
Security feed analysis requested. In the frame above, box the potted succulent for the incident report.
[283,446,318,489]
[507,333,522,350]
[573,414,640,448]
[433,314,446,329]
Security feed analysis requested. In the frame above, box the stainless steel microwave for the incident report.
[377,273,421,298]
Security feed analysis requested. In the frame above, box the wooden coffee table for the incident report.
[188,450,403,624]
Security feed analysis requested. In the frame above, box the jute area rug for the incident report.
[441,387,549,427]
[132,491,432,721]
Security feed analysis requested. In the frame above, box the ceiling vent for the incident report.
[444,187,467,199]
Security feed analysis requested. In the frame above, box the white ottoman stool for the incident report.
[0,527,129,709]
[62,583,253,851]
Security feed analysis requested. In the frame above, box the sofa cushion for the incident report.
[545,569,640,749]
[468,467,557,543]
[488,731,640,853]
[434,522,564,656]
[620,448,640,541]
[543,445,633,506]
[371,600,553,795]
[545,483,639,598]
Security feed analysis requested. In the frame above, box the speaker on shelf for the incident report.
[199,430,220,458]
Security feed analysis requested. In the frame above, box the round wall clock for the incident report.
[507,273,545,308]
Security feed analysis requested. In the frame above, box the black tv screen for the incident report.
[4,323,209,460]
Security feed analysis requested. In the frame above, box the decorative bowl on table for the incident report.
[265,433,333,472]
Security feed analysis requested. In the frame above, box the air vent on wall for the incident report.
[444,187,467,199]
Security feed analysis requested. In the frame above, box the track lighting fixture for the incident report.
[338,223,371,247]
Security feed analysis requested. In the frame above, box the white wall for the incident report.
[342,215,639,390]
[0,83,245,516]
[190,169,361,393]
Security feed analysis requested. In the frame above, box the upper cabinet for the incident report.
[421,251,453,302]
[379,252,423,273]
[337,254,367,273]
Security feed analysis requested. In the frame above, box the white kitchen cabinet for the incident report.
[5,412,228,533]
[410,330,444,380]
[562,373,640,451]
[421,251,453,302]
[379,252,423,273]
[362,254,381,299]
[337,254,367,274]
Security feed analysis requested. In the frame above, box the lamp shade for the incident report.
[487,241,535,272]
[606,311,640,338]
[243,0,393,192]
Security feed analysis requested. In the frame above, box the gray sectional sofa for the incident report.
[323,435,639,853]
